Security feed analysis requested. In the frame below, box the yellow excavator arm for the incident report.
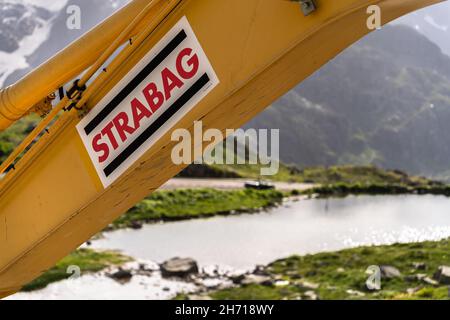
[0,0,443,297]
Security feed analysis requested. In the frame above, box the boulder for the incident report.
[380,265,401,279]
[346,289,366,297]
[108,269,133,283]
[160,258,199,278]
[416,274,427,281]
[230,274,246,285]
[129,221,143,230]
[433,266,450,285]
[240,274,274,286]
[412,262,427,271]
[274,280,290,287]
[303,291,319,300]
[187,295,213,301]
[296,281,320,290]
[253,265,270,276]
[422,277,439,286]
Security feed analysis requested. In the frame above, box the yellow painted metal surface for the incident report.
[0,0,175,130]
[0,0,443,296]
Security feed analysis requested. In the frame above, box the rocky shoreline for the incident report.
[14,239,450,300]
[103,257,335,301]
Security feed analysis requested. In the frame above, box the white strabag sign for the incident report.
[77,17,219,187]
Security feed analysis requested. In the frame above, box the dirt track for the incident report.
[161,178,315,191]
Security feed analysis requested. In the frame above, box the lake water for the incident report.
[9,194,450,300]
[92,195,450,270]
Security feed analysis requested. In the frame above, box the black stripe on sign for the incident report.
[84,29,188,136]
[103,73,211,177]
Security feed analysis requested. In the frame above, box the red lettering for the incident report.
[92,133,109,163]
[143,82,164,113]
[92,47,205,161]
[101,122,119,150]
[113,112,135,143]
[161,67,183,100]
[131,98,152,130]
[176,48,199,80]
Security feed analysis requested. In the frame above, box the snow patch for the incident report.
[0,14,52,86]
[7,0,69,12]
[424,14,448,32]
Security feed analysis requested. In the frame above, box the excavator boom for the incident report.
[0,0,443,297]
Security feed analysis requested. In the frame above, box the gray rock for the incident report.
[416,274,427,281]
[433,266,450,285]
[230,274,246,285]
[241,274,274,286]
[129,221,143,230]
[0,2,49,53]
[274,280,290,287]
[422,277,439,286]
[412,262,427,271]
[187,295,213,301]
[160,258,199,278]
[253,265,270,276]
[346,289,366,297]
[108,269,133,283]
[380,265,402,279]
[296,281,320,290]
[303,291,319,300]
[136,269,153,277]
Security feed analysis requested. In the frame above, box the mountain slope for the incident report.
[246,25,450,179]
[1,0,128,87]
[0,0,56,86]
[2,4,450,180]
[394,1,450,56]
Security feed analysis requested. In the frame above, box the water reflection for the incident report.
[92,195,450,269]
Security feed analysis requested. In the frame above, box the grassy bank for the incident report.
[307,181,449,197]
[22,249,130,292]
[0,115,40,164]
[113,188,284,229]
[184,163,437,186]
[210,239,450,300]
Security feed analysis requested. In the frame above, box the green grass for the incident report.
[0,115,40,164]
[180,141,435,185]
[210,239,450,300]
[291,166,434,185]
[22,249,131,292]
[307,181,450,197]
[208,163,436,185]
[114,188,284,229]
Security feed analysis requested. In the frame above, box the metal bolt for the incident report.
[300,0,317,16]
